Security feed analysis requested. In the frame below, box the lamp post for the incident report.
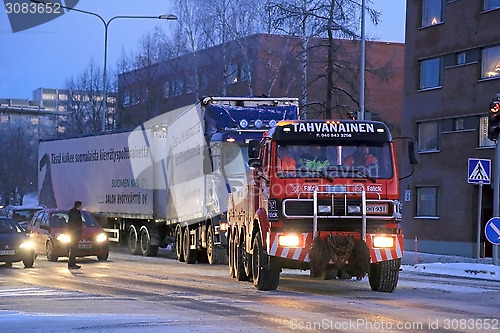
[31,1,177,131]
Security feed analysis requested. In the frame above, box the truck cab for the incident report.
[227,120,404,292]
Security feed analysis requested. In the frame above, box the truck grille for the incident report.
[283,198,362,217]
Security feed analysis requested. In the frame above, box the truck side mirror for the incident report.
[408,140,418,165]
[394,136,417,180]
[248,140,260,159]
[248,158,262,169]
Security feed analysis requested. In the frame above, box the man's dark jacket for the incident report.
[67,207,83,241]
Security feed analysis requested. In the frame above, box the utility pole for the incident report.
[487,95,500,265]
[358,0,366,121]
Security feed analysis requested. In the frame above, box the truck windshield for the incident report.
[276,143,393,179]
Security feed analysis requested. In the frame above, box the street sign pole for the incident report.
[476,182,483,262]
[494,141,500,265]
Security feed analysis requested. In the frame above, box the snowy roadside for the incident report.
[401,251,500,281]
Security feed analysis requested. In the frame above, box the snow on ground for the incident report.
[402,251,500,281]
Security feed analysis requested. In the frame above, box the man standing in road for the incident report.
[68,200,83,269]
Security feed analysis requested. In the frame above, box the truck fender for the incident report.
[254,208,269,248]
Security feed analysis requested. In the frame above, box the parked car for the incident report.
[0,217,36,268]
[26,208,109,262]
[1,204,46,229]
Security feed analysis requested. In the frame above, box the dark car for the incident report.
[1,205,46,229]
[27,208,109,262]
[0,217,36,268]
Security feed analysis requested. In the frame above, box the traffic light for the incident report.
[488,98,500,141]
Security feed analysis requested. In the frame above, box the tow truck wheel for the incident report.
[140,226,158,257]
[183,227,197,264]
[228,231,235,278]
[127,225,141,255]
[368,258,400,292]
[175,225,184,262]
[235,238,249,281]
[252,232,279,290]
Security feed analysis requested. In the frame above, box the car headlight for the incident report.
[20,240,35,250]
[96,232,108,243]
[56,233,71,243]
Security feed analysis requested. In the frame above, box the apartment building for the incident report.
[401,0,500,256]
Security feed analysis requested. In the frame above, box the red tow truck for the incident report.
[227,120,407,292]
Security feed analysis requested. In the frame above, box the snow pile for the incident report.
[403,262,500,281]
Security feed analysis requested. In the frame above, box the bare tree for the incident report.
[65,59,105,134]
[0,121,38,205]
[269,0,380,119]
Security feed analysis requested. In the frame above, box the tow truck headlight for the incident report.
[219,222,228,232]
[278,234,303,248]
[96,232,108,243]
[373,236,394,248]
[269,120,277,127]
[254,119,263,129]
[56,233,71,243]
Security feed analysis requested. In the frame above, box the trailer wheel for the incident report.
[252,232,279,290]
[207,226,226,265]
[139,226,158,257]
[46,240,58,262]
[127,225,141,255]
[235,237,249,281]
[183,227,197,264]
[368,258,401,292]
[228,230,235,278]
[175,225,184,262]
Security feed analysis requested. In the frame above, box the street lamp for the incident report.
[31,1,178,131]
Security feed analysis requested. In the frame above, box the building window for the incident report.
[172,79,184,96]
[226,64,239,84]
[484,0,500,11]
[163,82,170,98]
[42,93,56,100]
[226,63,250,85]
[482,45,500,79]
[418,121,439,152]
[416,186,439,217]
[420,58,441,89]
[441,116,476,133]
[456,52,466,65]
[123,93,130,106]
[422,0,443,27]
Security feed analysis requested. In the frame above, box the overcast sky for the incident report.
[0,0,406,100]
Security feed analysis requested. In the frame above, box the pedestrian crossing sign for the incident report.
[468,158,491,184]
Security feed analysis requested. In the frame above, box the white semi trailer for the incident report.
[38,96,299,264]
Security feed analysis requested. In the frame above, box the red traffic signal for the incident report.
[488,99,500,141]
[491,100,500,113]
